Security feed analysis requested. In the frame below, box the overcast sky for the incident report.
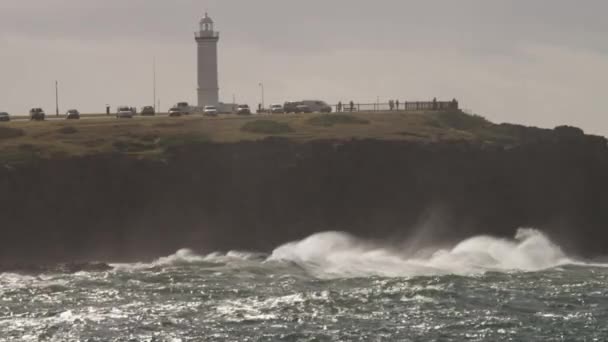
[1,0,607,134]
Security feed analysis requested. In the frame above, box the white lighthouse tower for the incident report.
[195,13,220,107]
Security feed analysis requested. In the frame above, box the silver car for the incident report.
[203,105,218,116]
[168,107,183,117]
[270,104,284,114]
[116,106,134,119]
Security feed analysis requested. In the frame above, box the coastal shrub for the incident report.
[307,114,369,127]
[241,120,293,135]
[18,143,38,152]
[0,145,42,165]
[0,126,25,140]
[554,125,585,138]
[113,140,156,153]
[432,110,488,131]
[397,131,429,139]
[158,134,210,149]
[58,126,78,134]
[140,134,160,142]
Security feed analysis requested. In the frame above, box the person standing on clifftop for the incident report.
[337,101,342,112]
[389,100,394,111]
[349,101,354,112]
[396,100,400,110]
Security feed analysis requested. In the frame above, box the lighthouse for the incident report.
[195,13,220,107]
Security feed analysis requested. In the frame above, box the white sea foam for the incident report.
[112,248,267,271]
[268,228,589,278]
[112,228,605,278]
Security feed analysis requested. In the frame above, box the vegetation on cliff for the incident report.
[307,114,370,127]
[0,110,602,165]
[241,120,294,135]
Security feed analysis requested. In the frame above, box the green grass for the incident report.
[0,144,43,165]
[241,120,294,135]
[430,110,489,131]
[157,134,210,149]
[112,140,157,153]
[58,126,78,135]
[0,126,25,140]
[428,110,519,144]
[307,114,370,127]
[0,110,586,165]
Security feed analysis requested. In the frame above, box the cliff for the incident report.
[1,111,607,263]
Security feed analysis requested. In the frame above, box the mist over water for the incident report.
[2,228,608,341]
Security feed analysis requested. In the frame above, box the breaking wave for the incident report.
[112,228,604,279]
[269,228,578,278]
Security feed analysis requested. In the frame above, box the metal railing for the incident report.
[331,100,459,113]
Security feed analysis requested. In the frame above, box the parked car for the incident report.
[66,109,80,120]
[29,108,46,121]
[168,107,183,117]
[296,104,312,113]
[116,106,134,119]
[301,100,332,113]
[174,102,191,115]
[236,104,251,115]
[270,104,284,114]
[0,112,10,122]
[284,100,331,113]
[203,105,218,116]
[283,102,299,114]
[141,106,155,116]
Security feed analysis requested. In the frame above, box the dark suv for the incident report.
[284,102,301,114]
[284,100,331,113]
[66,109,80,120]
[29,108,46,121]
[141,106,155,116]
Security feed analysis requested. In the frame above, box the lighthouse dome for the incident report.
[201,13,214,25]
[199,13,215,32]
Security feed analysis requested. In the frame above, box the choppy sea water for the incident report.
[1,229,608,341]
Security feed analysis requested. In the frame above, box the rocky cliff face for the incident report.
[1,133,608,263]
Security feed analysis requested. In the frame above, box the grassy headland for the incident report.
[0,110,594,164]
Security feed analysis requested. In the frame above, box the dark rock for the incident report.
[1,136,608,263]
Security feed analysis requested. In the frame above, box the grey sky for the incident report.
[1,0,607,134]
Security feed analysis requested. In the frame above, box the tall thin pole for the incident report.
[259,83,265,111]
[55,81,59,116]
[153,57,157,112]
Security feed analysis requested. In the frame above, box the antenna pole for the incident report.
[55,80,59,116]
[153,57,157,112]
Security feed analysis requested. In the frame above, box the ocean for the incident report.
[1,229,607,341]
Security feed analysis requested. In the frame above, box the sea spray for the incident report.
[269,228,575,278]
[112,228,584,278]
